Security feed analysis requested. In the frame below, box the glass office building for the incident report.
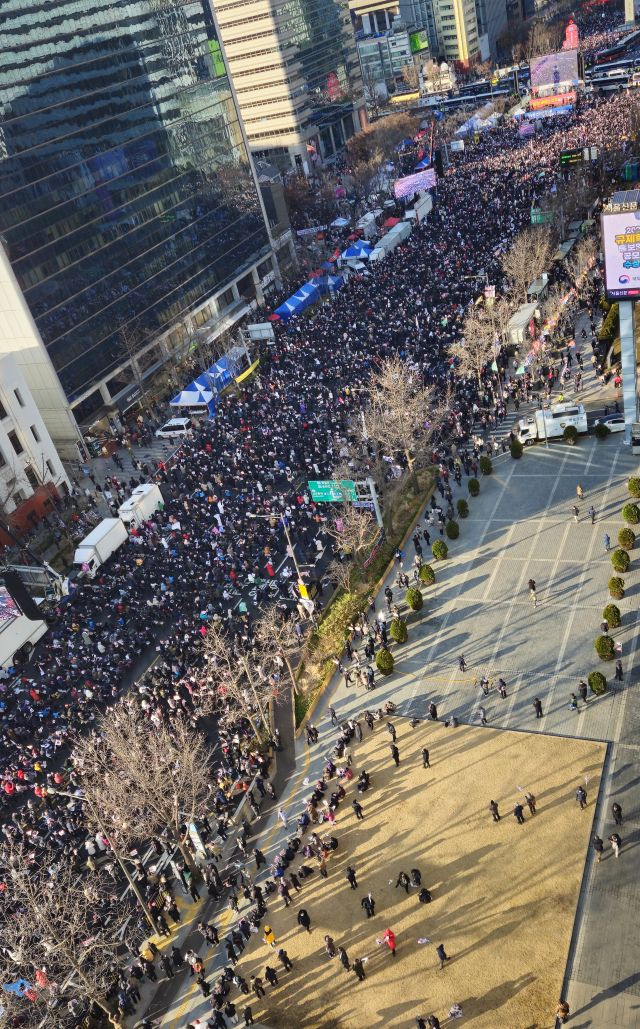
[0,0,273,416]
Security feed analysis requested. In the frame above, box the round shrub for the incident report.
[468,478,480,496]
[432,540,449,561]
[446,519,459,540]
[611,549,630,573]
[376,647,394,675]
[628,476,640,498]
[510,439,523,459]
[603,603,621,629]
[456,498,469,519]
[563,424,578,444]
[389,617,408,643]
[594,634,615,661]
[588,671,607,696]
[405,587,423,612]
[608,576,625,599]
[622,502,640,525]
[618,527,636,551]
[594,422,611,440]
[418,564,436,586]
[479,456,493,475]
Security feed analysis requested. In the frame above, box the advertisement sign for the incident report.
[529,90,577,110]
[563,17,579,49]
[409,30,429,53]
[450,139,465,152]
[530,50,580,95]
[602,208,640,300]
[393,169,437,199]
[560,147,583,167]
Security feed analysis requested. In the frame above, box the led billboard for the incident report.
[0,587,19,624]
[530,50,580,94]
[602,208,640,300]
[393,169,437,198]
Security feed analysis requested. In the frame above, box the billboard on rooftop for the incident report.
[530,50,580,103]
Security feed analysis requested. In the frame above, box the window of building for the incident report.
[25,466,39,490]
[0,401,6,420]
[13,388,25,407]
[30,424,41,443]
[0,450,6,469]
[7,430,23,455]
[46,459,55,476]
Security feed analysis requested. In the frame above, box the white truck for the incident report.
[73,518,128,576]
[369,220,412,262]
[118,483,164,528]
[0,612,48,671]
[516,403,588,445]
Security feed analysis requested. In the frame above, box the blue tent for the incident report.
[205,356,234,390]
[414,157,431,170]
[274,281,321,321]
[311,273,345,295]
[341,241,372,260]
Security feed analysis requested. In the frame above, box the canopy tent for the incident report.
[309,271,345,294]
[331,216,350,227]
[341,241,372,260]
[169,383,216,416]
[383,216,401,228]
[274,281,321,321]
[414,157,431,171]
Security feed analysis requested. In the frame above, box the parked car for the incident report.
[594,414,625,433]
[155,417,193,439]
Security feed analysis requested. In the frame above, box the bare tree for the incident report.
[401,62,420,92]
[0,848,143,1026]
[362,356,444,492]
[324,503,378,578]
[203,620,282,740]
[74,706,213,879]
[568,236,597,298]
[449,306,497,391]
[254,606,303,697]
[502,227,554,303]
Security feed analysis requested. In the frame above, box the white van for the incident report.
[155,417,193,439]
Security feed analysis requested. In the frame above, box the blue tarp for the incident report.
[311,273,345,295]
[414,157,431,170]
[341,241,372,260]
[274,281,321,321]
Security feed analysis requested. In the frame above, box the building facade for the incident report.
[215,0,366,173]
[0,0,279,452]
[357,28,415,88]
[0,355,70,525]
[434,0,481,66]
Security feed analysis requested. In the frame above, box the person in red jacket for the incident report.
[382,928,396,957]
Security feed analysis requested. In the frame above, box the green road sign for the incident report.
[308,479,357,502]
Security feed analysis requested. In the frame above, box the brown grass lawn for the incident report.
[226,723,603,1028]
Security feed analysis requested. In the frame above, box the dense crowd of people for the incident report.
[0,9,631,1023]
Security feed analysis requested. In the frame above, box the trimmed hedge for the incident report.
[594,634,615,660]
[510,439,523,459]
[628,476,640,499]
[622,502,640,525]
[618,527,636,551]
[603,603,621,629]
[446,519,460,540]
[594,422,610,440]
[418,564,436,586]
[611,549,630,573]
[468,478,480,496]
[563,424,578,444]
[588,671,607,696]
[456,498,469,519]
[432,540,449,561]
[608,576,625,599]
[598,301,619,344]
[479,456,493,475]
[405,587,423,612]
[389,617,408,643]
[376,647,394,675]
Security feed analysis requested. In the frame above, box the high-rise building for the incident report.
[215,0,366,173]
[0,0,279,454]
[474,0,507,60]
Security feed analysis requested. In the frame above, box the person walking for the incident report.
[254,847,266,870]
[533,697,543,719]
[160,953,174,980]
[479,705,487,726]
[277,948,293,971]
[264,966,279,988]
[576,785,587,810]
[338,946,350,971]
[243,1006,255,1026]
[577,484,584,500]
[572,505,579,523]
[382,928,396,957]
[608,832,621,858]
[387,721,397,743]
[588,505,596,524]
[458,655,467,672]
[297,908,312,933]
[250,975,265,999]
[593,834,604,863]
[489,800,500,822]
[421,747,430,769]
[361,893,375,918]
[615,659,623,681]
[277,807,288,829]
[513,802,525,825]
[352,957,366,982]
[604,533,610,552]
[555,999,570,1025]
[352,798,364,820]
[436,943,450,969]
[329,705,338,725]
[263,925,277,948]
[524,792,536,815]
[396,871,410,893]
[324,935,337,958]
[612,801,623,825]
[528,578,537,607]
[578,680,588,706]
[390,743,400,767]
[346,865,358,890]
